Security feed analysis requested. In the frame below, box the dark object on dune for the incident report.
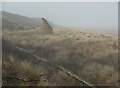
[40,18,53,34]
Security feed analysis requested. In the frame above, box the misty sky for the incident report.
[2,2,118,33]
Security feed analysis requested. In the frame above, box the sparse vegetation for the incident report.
[1,11,40,30]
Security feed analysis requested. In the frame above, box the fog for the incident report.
[2,2,118,34]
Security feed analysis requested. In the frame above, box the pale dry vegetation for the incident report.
[2,29,118,86]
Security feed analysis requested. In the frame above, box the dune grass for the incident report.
[2,29,118,86]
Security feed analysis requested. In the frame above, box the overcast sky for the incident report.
[2,2,118,33]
